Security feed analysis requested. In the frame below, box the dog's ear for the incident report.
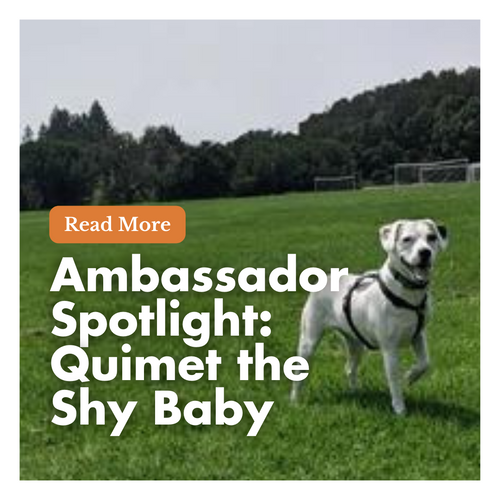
[426,219,449,251]
[379,221,400,253]
[436,224,449,250]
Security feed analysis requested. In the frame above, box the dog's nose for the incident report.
[419,248,432,263]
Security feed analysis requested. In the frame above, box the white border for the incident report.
[10,0,485,20]
[3,0,494,497]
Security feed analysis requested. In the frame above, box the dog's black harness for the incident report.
[342,271,428,350]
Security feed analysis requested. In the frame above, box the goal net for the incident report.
[313,175,357,192]
[394,158,471,186]
[419,164,469,184]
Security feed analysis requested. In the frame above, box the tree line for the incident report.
[20,67,480,210]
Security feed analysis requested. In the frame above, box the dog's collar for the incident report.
[389,264,429,290]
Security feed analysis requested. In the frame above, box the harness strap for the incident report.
[342,273,379,350]
[342,272,427,351]
[376,275,427,312]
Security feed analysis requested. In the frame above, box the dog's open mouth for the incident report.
[417,262,432,271]
[401,256,432,281]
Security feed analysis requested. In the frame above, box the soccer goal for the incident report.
[394,158,470,186]
[467,162,481,182]
[313,175,357,192]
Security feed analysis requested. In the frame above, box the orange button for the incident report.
[49,206,186,244]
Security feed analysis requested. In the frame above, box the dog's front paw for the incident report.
[392,402,407,416]
[289,389,300,406]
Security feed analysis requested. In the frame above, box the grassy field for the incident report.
[20,183,480,480]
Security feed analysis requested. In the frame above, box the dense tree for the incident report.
[21,125,34,144]
[140,125,185,200]
[85,100,114,141]
[300,67,480,181]
[166,142,236,199]
[20,140,94,208]
[20,67,480,209]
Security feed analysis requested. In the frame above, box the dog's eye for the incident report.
[401,236,413,244]
[427,234,438,243]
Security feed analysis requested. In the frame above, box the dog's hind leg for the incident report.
[290,295,325,404]
[343,337,364,390]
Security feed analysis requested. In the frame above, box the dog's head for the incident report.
[379,219,448,282]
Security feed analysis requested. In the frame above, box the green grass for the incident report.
[20,183,480,480]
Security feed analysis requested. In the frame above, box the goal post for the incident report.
[467,162,480,182]
[394,158,470,186]
[313,175,357,192]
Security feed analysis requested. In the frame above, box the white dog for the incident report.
[290,219,448,415]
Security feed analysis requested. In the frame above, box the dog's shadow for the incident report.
[310,386,479,429]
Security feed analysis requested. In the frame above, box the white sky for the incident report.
[20,20,480,144]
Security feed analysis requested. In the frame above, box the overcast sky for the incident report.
[20,20,480,144]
